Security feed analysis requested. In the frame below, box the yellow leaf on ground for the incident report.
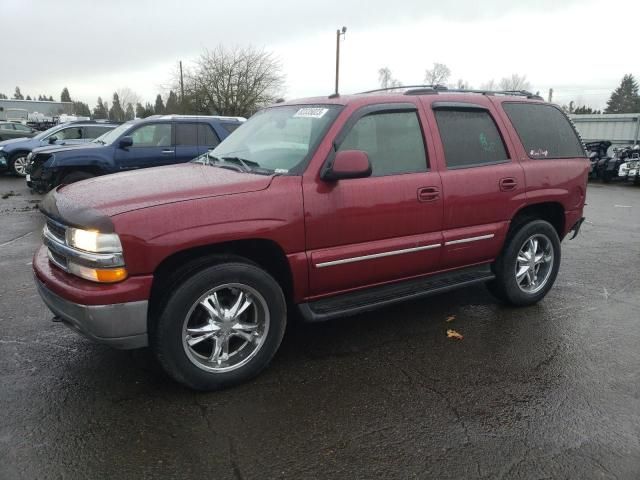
[446,329,463,340]
[446,315,456,323]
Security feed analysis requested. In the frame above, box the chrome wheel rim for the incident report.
[182,283,269,373]
[13,156,28,176]
[515,234,554,294]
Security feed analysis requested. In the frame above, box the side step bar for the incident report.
[299,265,494,322]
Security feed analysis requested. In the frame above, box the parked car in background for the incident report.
[0,121,37,141]
[33,88,588,390]
[0,121,118,176]
[25,115,245,192]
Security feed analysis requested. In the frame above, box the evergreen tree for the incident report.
[48,95,54,101]
[574,105,601,115]
[109,92,125,121]
[13,87,24,100]
[165,90,179,113]
[0,93,8,99]
[125,103,135,120]
[154,94,165,114]
[605,74,640,113]
[26,95,32,100]
[93,97,108,119]
[135,102,145,118]
[144,102,155,117]
[73,101,91,117]
[61,87,72,102]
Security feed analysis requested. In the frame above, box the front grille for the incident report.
[45,217,67,244]
[47,248,68,271]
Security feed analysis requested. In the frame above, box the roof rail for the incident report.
[357,84,448,94]
[357,85,543,101]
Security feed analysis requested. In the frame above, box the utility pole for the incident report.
[334,26,347,96]
[179,60,185,113]
[548,88,553,103]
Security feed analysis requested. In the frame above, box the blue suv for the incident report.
[0,121,118,176]
[26,115,245,192]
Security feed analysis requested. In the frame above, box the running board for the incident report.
[299,265,494,322]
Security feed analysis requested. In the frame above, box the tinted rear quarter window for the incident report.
[434,109,509,169]
[221,123,241,134]
[84,126,112,138]
[503,103,585,159]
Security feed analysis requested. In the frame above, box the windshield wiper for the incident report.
[204,154,274,175]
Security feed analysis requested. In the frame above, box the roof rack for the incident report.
[356,85,543,101]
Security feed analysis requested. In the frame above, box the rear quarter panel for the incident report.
[491,98,589,237]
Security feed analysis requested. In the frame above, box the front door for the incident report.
[303,104,443,297]
[115,122,174,170]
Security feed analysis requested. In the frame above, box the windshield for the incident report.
[93,122,133,145]
[208,105,342,173]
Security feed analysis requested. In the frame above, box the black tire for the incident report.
[487,219,561,306]
[9,152,29,177]
[151,260,287,391]
[60,171,95,185]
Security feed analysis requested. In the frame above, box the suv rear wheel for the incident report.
[488,219,561,306]
[152,261,287,391]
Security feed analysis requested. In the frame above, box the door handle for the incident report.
[161,149,175,154]
[499,177,517,191]
[418,186,440,202]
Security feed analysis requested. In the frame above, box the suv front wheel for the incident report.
[488,219,561,306]
[152,260,287,391]
[9,153,29,177]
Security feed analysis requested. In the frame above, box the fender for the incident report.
[47,147,116,172]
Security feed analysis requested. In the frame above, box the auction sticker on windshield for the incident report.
[293,107,329,119]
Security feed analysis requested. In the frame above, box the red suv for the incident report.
[34,88,588,390]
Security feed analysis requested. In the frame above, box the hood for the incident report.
[41,163,274,225]
[32,142,103,155]
[0,137,35,148]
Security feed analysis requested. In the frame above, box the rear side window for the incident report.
[175,123,198,145]
[221,123,241,134]
[197,124,219,147]
[338,111,427,176]
[434,109,509,169]
[84,126,112,138]
[503,103,585,159]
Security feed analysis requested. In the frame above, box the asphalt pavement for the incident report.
[0,173,639,479]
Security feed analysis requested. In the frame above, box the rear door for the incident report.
[303,102,444,296]
[114,122,174,170]
[174,122,221,162]
[422,97,526,270]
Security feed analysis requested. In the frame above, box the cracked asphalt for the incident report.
[1,174,639,479]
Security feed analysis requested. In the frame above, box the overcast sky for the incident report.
[2,0,638,110]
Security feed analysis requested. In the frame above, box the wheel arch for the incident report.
[509,202,565,239]
[148,238,294,324]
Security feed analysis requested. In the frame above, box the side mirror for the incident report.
[48,136,57,144]
[322,150,372,181]
[119,136,133,148]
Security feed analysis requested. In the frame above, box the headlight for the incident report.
[0,146,4,152]
[66,227,123,253]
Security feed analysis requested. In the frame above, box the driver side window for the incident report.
[56,127,83,140]
[130,124,172,147]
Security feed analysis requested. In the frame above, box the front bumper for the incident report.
[33,245,152,349]
[36,276,149,349]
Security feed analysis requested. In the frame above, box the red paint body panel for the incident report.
[34,92,588,309]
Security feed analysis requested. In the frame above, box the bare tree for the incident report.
[182,46,285,117]
[424,63,451,86]
[499,74,532,92]
[480,79,497,91]
[116,87,141,118]
[378,67,402,89]
[454,79,472,90]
